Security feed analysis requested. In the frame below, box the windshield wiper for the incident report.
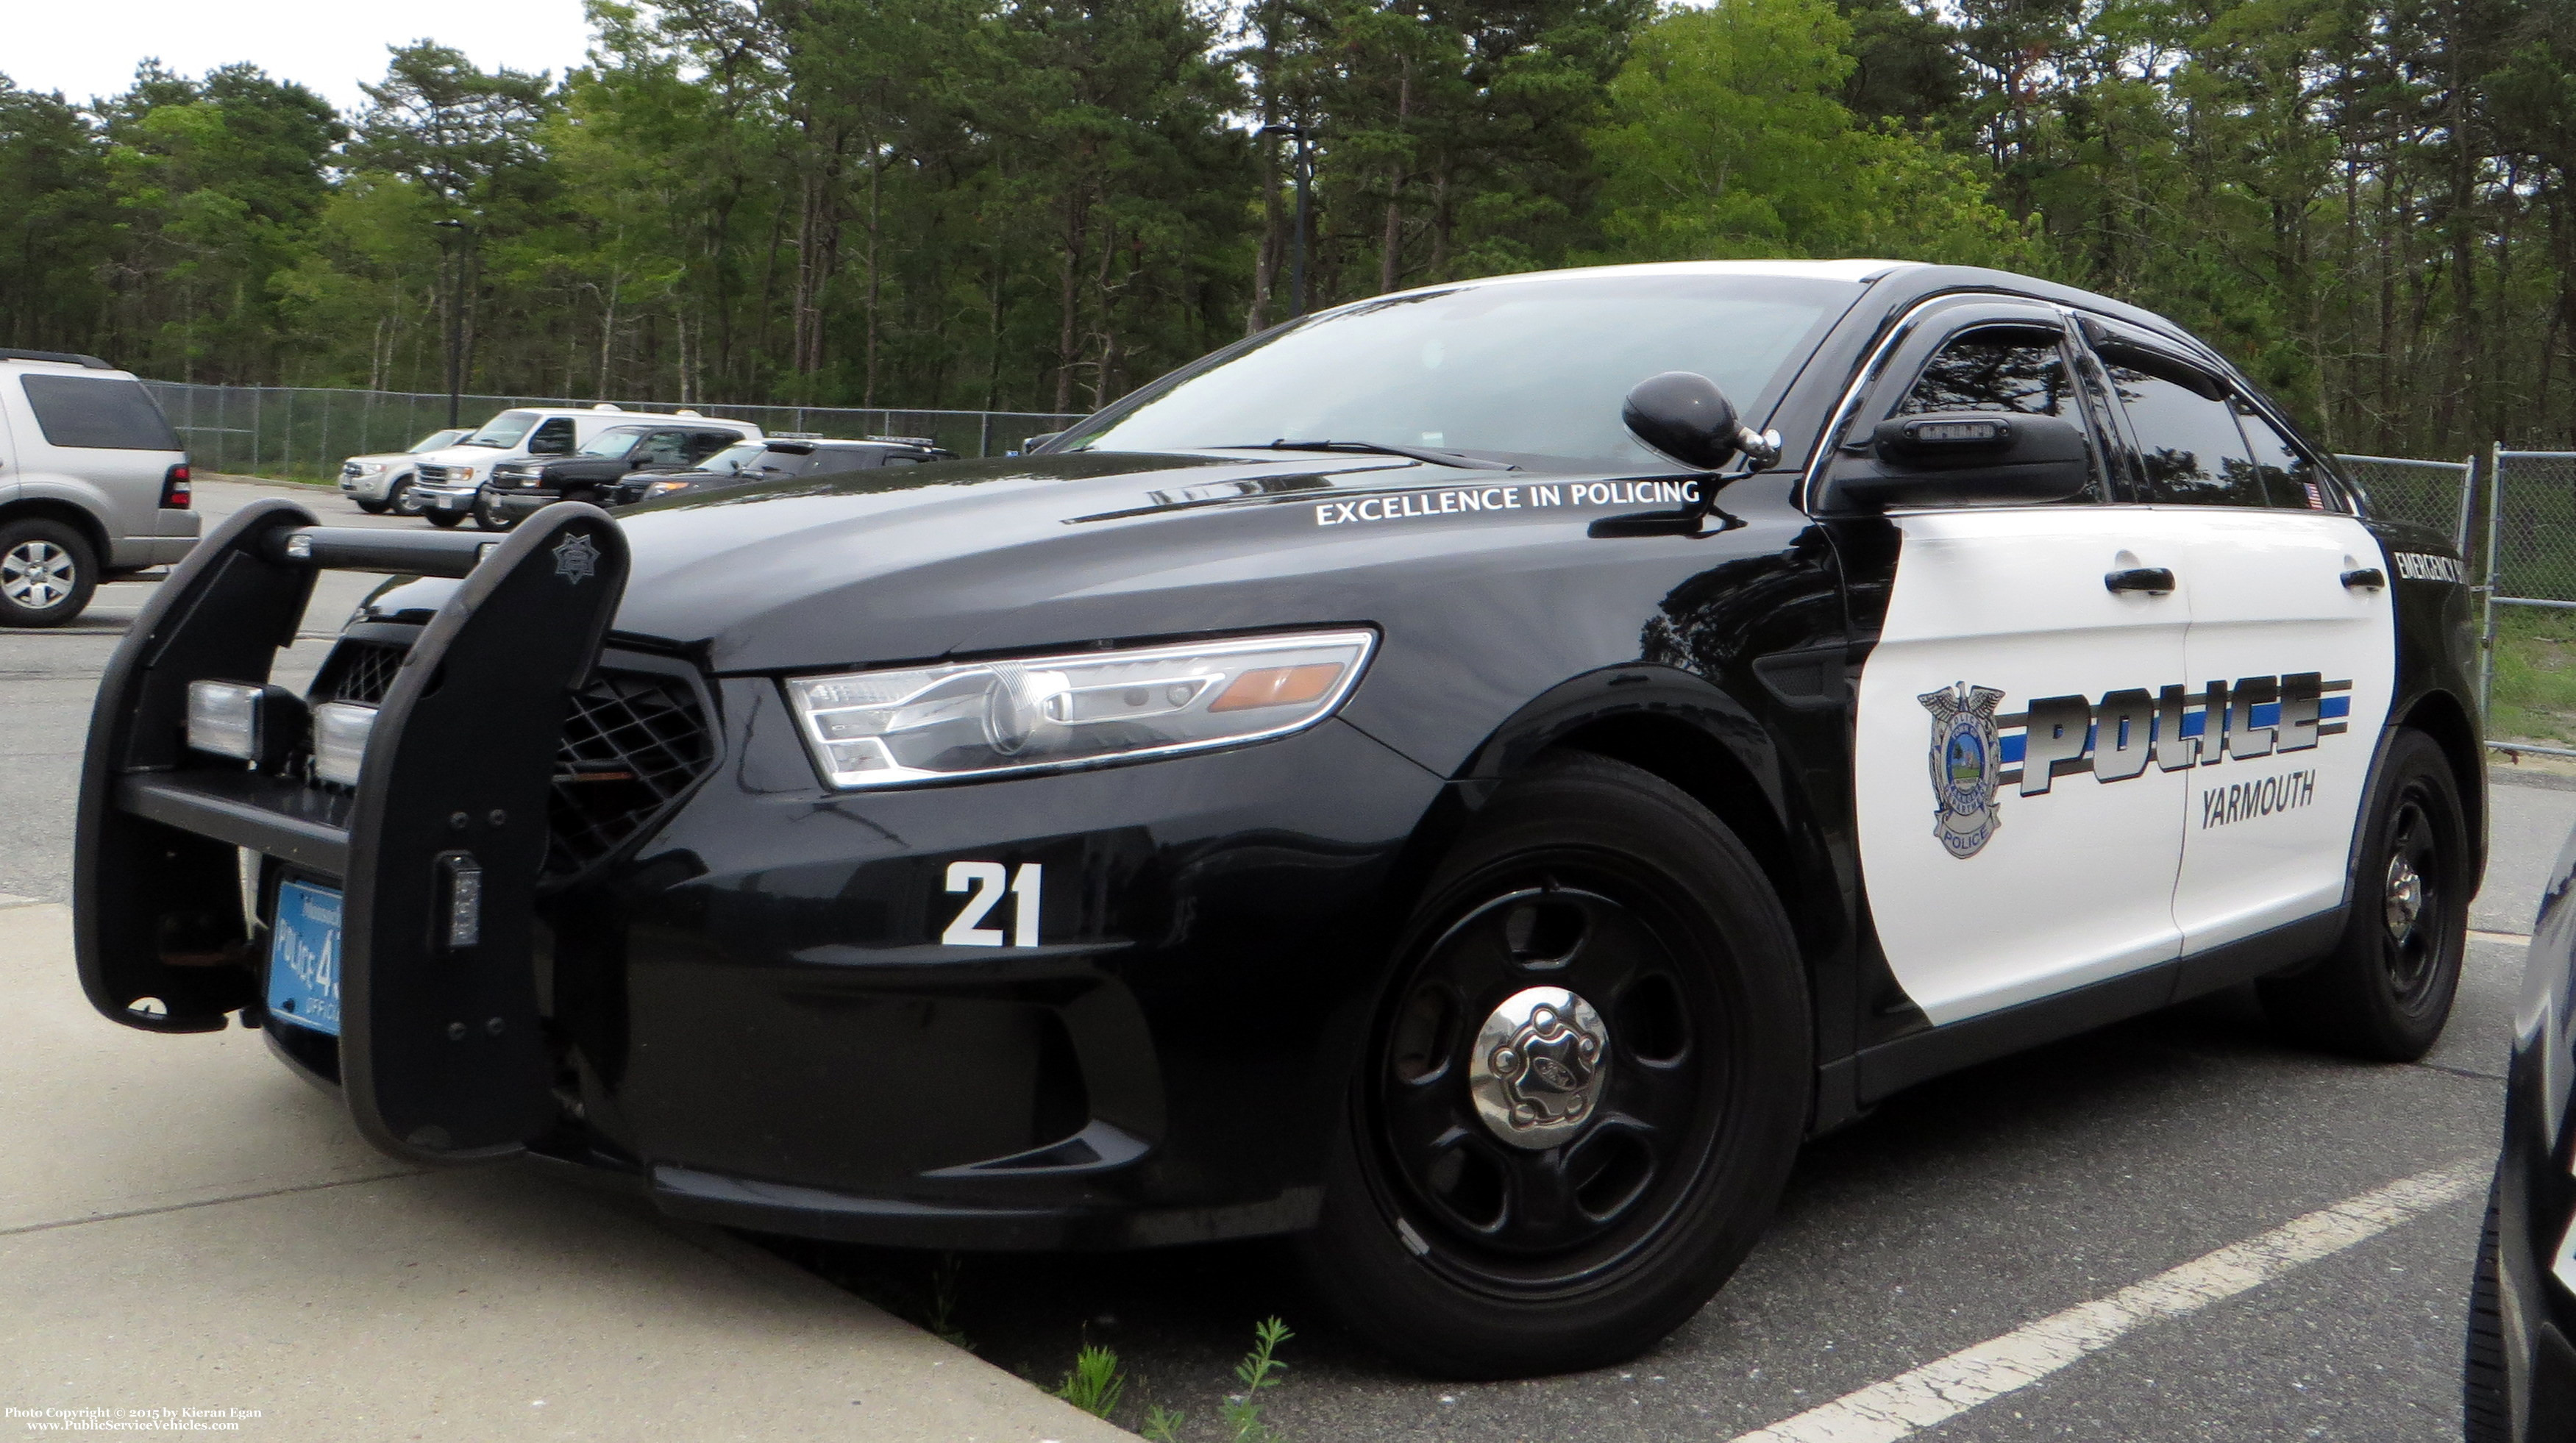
[1217,439,1517,471]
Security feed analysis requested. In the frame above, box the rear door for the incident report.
[1842,302,2194,1025]
[2083,325,2397,949]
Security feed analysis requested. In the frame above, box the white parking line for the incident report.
[1727,1164,2479,1443]
[2472,929,2533,946]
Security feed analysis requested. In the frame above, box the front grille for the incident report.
[548,671,716,876]
[305,638,715,878]
[313,639,406,705]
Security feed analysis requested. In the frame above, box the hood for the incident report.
[344,451,424,467]
[410,443,513,468]
[356,449,1709,673]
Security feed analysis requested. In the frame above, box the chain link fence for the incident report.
[2335,453,2477,552]
[140,382,1086,484]
[2482,448,2576,757]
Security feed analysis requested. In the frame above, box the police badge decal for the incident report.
[1919,682,2005,858]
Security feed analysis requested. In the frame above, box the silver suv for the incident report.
[0,351,197,627]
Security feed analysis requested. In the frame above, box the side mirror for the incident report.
[1824,411,2091,512]
[1620,372,1781,471]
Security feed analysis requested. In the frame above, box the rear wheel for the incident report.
[0,519,99,628]
[1297,754,1809,1378]
[2258,728,2467,1061]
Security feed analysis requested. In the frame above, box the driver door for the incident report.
[1839,302,2192,1025]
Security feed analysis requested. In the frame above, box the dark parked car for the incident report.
[477,418,760,530]
[608,436,954,506]
[2469,826,2576,1441]
[76,260,2479,1380]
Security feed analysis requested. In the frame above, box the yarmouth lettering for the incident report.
[2201,767,2319,828]
[1313,479,1700,527]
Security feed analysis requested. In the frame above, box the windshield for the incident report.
[578,425,655,458]
[460,410,541,448]
[408,429,467,453]
[1061,274,1860,469]
[697,441,769,476]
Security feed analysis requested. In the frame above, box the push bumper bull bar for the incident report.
[74,497,630,1164]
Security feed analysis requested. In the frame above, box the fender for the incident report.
[1448,662,1864,1116]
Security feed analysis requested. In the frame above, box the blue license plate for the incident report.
[267,880,344,1036]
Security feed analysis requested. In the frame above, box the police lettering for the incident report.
[2007,671,2343,794]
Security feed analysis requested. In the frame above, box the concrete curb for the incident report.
[0,902,1132,1442]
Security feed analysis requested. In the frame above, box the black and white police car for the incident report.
[74,260,2480,1379]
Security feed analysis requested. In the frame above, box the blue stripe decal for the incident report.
[1999,734,2026,763]
[2321,695,2350,719]
[2180,710,2207,738]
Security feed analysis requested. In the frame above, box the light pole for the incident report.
[434,218,472,427]
[1257,123,1314,318]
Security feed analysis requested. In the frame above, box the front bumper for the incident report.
[485,488,562,523]
[72,499,1448,1248]
[338,468,396,502]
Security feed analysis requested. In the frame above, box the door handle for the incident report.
[2341,567,2386,591]
[2104,567,2177,596]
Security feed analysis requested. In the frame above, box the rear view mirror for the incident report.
[1824,411,2091,512]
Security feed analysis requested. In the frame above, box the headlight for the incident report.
[641,480,691,499]
[349,461,386,476]
[785,629,1376,788]
[311,702,378,787]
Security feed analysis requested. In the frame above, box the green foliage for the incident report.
[2490,608,2576,747]
[1587,0,2032,267]
[0,0,2565,454]
[1218,1316,1294,1443]
[1140,1404,1187,1442]
[1053,1342,1127,1419]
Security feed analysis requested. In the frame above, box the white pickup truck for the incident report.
[399,405,758,528]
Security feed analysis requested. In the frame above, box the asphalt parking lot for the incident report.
[4,476,2562,1441]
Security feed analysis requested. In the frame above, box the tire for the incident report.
[2466,1175,2511,1443]
[424,510,463,529]
[0,518,99,628]
[355,497,389,515]
[2257,728,2468,1061]
[388,477,422,515]
[472,495,513,532]
[1296,753,1810,1378]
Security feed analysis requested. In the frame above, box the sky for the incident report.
[3,0,597,115]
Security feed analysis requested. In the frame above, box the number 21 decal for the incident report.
[942,861,1042,947]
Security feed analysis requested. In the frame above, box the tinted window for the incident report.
[1898,330,2070,416]
[2104,352,2261,505]
[18,374,180,451]
[632,430,700,467]
[528,418,577,455]
[2236,405,2333,511]
[808,449,886,477]
[680,431,740,463]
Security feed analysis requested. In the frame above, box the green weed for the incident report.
[1141,1403,1188,1442]
[1218,1316,1295,1443]
[1053,1342,1127,1419]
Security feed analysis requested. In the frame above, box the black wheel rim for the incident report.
[2378,786,2450,1011]
[1367,854,1728,1294]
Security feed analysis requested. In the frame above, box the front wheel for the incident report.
[0,519,99,627]
[2257,728,2468,1061]
[1297,753,1810,1378]
[424,510,463,530]
[472,495,513,532]
[354,496,389,515]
